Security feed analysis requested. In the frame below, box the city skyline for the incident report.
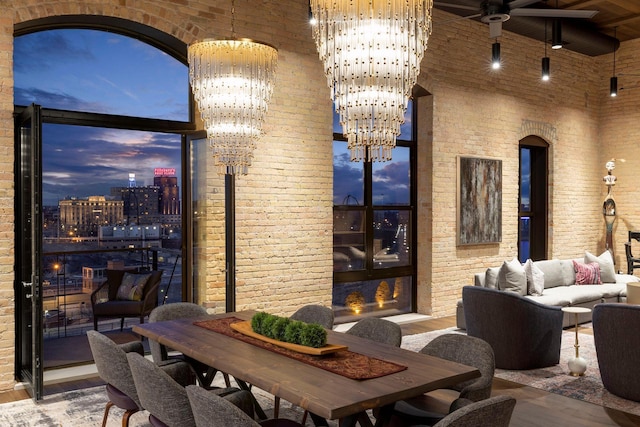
[14,28,187,206]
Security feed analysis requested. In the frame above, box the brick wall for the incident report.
[1,1,639,392]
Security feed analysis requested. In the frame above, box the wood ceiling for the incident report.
[557,0,640,42]
[432,0,640,56]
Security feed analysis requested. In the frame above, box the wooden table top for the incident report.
[133,311,480,422]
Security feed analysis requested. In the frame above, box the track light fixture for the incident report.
[492,40,501,70]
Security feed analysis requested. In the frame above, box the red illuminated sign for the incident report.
[154,168,176,176]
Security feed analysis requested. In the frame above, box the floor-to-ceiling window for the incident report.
[332,103,416,323]
[14,17,194,370]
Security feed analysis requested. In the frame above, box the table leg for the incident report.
[567,312,587,377]
[234,378,268,420]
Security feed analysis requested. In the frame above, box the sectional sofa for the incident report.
[457,251,640,329]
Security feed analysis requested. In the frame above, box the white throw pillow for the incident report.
[484,267,500,289]
[584,250,616,283]
[524,259,545,296]
[498,258,527,296]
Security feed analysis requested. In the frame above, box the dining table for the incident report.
[133,311,480,427]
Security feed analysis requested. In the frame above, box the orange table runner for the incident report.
[194,317,407,380]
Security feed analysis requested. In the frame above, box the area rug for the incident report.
[0,381,334,427]
[401,327,640,416]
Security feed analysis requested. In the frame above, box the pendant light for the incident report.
[610,27,618,97]
[188,0,278,175]
[551,1,562,49]
[542,20,550,81]
[492,39,501,70]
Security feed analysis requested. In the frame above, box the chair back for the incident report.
[127,352,196,427]
[345,317,402,347]
[463,286,563,370]
[186,385,260,427]
[86,330,142,408]
[290,305,334,329]
[420,334,495,402]
[432,395,516,427]
[149,302,208,362]
[593,303,640,402]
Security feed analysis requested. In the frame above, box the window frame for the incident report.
[332,101,418,311]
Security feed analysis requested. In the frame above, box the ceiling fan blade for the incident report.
[433,1,479,12]
[434,13,482,26]
[510,8,599,19]
[507,0,539,9]
[489,21,502,38]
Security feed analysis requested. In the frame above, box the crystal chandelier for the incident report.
[310,0,433,162]
[188,2,277,175]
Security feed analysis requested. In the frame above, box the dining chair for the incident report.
[389,334,495,426]
[345,317,402,347]
[87,330,195,427]
[430,395,516,427]
[290,304,334,329]
[186,384,305,427]
[273,304,335,421]
[126,352,249,427]
[149,302,231,388]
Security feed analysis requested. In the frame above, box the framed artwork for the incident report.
[457,156,502,245]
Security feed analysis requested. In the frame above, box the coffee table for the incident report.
[561,306,592,376]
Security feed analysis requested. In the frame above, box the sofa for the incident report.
[456,251,640,329]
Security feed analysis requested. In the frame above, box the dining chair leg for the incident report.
[122,408,138,427]
[101,401,114,427]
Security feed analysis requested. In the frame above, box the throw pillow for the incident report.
[484,267,500,289]
[584,250,616,283]
[116,272,152,301]
[498,258,527,295]
[524,259,544,296]
[573,260,602,285]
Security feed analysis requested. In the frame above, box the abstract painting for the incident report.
[457,156,502,245]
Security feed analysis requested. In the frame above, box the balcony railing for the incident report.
[42,247,182,340]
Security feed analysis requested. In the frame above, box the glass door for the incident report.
[15,104,44,400]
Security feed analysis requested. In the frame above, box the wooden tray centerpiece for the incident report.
[230,313,347,356]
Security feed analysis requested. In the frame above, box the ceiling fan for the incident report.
[434,0,599,39]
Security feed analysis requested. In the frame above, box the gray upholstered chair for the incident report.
[273,304,334,420]
[186,384,304,427]
[127,352,247,427]
[345,317,402,347]
[91,269,163,331]
[431,395,516,427]
[463,286,563,370]
[390,334,495,426]
[87,330,194,427]
[593,303,640,402]
[290,304,334,330]
[149,302,230,388]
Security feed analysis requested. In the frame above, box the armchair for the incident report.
[463,286,563,370]
[91,269,162,331]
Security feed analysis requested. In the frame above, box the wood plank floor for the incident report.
[1,316,639,426]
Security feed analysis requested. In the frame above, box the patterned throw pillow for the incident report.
[116,272,152,301]
[573,260,601,285]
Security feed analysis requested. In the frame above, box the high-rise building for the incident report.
[154,168,180,215]
[109,186,160,225]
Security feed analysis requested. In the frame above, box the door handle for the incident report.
[22,281,32,288]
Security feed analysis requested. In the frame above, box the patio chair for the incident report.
[389,334,495,426]
[593,303,640,402]
[149,302,231,388]
[126,352,248,427]
[431,395,516,427]
[345,317,402,347]
[91,269,162,331]
[186,384,305,427]
[87,330,194,427]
